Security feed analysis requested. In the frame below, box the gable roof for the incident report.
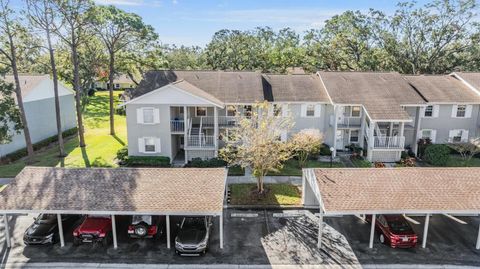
[404,75,480,104]
[318,71,426,121]
[261,74,330,103]
[131,70,266,104]
[2,75,50,98]
[453,72,480,94]
[170,80,224,106]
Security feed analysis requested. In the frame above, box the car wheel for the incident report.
[134,223,148,238]
[379,234,385,244]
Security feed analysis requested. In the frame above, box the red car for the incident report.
[127,215,164,239]
[367,214,417,248]
[73,215,112,246]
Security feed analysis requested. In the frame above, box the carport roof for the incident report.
[0,167,227,215]
[310,168,480,215]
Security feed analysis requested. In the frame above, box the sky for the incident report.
[30,0,432,47]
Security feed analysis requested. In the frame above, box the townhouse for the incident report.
[121,70,480,164]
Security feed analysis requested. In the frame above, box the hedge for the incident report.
[0,127,78,163]
[424,144,450,166]
[184,157,227,168]
[123,156,171,167]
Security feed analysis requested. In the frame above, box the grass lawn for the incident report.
[267,158,345,176]
[351,158,373,167]
[446,155,480,167]
[229,183,301,205]
[0,91,127,177]
[227,165,245,176]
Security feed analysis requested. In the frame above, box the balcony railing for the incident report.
[170,120,184,132]
[373,136,405,149]
[191,116,239,127]
[338,116,362,128]
[185,135,215,148]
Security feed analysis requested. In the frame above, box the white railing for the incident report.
[338,116,361,127]
[373,136,405,149]
[186,135,215,148]
[191,116,239,127]
[170,120,184,132]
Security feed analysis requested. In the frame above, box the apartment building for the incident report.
[121,70,480,164]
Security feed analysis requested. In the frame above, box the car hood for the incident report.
[25,223,56,237]
[77,218,111,233]
[176,229,206,245]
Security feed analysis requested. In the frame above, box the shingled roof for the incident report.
[262,74,330,103]
[454,72,480,93]
[2,75,50,98]
[404,75,480,103]
[0,167,227,215]
[312,168,480,215]
[318,72,426,121]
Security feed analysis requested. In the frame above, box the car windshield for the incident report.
[35,214,56,224]
[388,220,412,232]
[182,217,205,229]
[132,215,152,225]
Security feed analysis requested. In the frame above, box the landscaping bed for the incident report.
[229,183,302,206]
[267,159,344,176]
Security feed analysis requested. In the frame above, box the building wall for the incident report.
[0,94,76,158]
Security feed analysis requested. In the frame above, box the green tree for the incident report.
[0,79,22,145]
[164,45,205,70]
[90,5,158,135]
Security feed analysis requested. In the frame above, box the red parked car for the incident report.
[127,215,164,239]
[73,215,112,246]
[367,214,418,248]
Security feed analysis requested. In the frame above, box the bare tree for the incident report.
[53,0,93,147]
[447,137,480,166]
[220,102,294,193]
[0,0,34,158]
[27,0,66,156]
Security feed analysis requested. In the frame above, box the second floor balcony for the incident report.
[373,136,405,149]
[185,134,215,148]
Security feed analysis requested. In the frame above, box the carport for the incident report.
[302,167,480,249]
[0,166,227,249]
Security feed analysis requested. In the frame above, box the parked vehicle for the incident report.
[73,215,112,246]
[174,216,212,255]
[23,214,82,245]
[128,215,164,239]
[367,214,417,248]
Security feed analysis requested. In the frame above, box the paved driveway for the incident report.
[0,210,479,268]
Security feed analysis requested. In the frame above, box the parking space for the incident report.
[1,210,479,267]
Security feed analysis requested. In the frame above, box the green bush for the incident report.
[0,127,78,164]
[123,156,171,167]
[424,144,450,166]
[319,143,332,156]
[185,157,227,168]
[91,157,113,167]
[116,146,129,162]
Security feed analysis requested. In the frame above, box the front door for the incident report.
[336,130,344,150]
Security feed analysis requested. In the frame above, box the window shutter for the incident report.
[465,105,473,118]
[420,107,426,118]
[137,108,143,124]
[431,130,437,143]
[282,104,289,117]
[155,138,161,153]
[432,105,439,118]
[462,130,469,142]
[451,105,458,118]
[314,104,321,118]
[154,108,160,123]
[138,138,145,153]
[300,104,306,117]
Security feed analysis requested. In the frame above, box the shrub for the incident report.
[91,157,113,167]
[185,157,227,168]
[116,146,129,162]
[417,138,432,159]
[319,143,332,156]
[0,127,78,164]
[398,157,416,167]
[345,143,363,154]
[374,162,386,168]
[123,156,171,167]
[424,144,450,166]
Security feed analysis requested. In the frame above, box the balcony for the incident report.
[185,135,215,148]
[373,136,405,149]
[191,116,239,128]
[170,120,184,132]
[338,116,362,128]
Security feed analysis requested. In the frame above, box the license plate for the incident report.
[402,237,408,242]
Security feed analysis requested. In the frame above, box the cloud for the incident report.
[94,0,161,7]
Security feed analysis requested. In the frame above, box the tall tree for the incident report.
[0,0,35,157]
[0,79,22,145]
[27,0,66,157]
[53,0,92,147]
[91,5,157,135]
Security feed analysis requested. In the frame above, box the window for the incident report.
[456,105,466,117]
[449,129,466,143]
[350,130,359,143]
[306,104,315,117]
[115,83,120,89]
[421,129,432,140]
[143,108,154,124]
[424,105,433,117]
[226,105,236,117]
[196,107,207,117]
[243,105,252,117]
[351,106,361,117]
[273,104,282,116]
[144,137,156,153]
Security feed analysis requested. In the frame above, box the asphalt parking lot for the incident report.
[0,210,479,267]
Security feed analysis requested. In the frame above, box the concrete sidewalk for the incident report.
[0,178,13,185]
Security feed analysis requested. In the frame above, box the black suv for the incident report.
[24,214,82,245]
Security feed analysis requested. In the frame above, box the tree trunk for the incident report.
[71,31,86,147]
[108,51,115,136]
[257,174,264,194]
[6,22,34,158]
[46,25,65,157]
